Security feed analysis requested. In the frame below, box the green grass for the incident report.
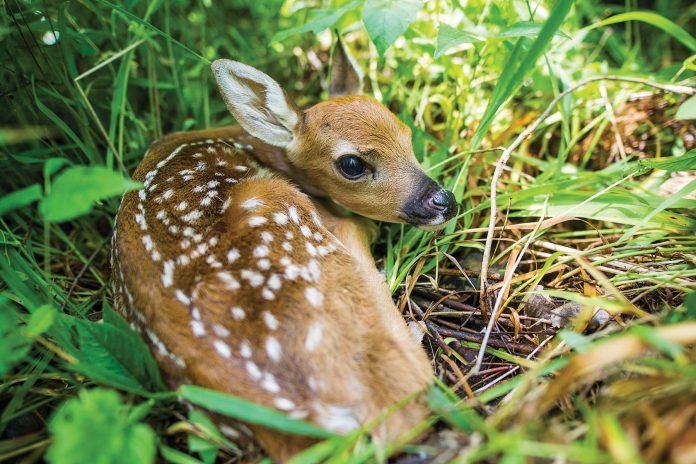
[2,0,696,463]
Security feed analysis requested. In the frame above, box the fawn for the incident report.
[112,38,456,461]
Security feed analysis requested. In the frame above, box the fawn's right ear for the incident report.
[329,35,363,97]
[211,59,301,148]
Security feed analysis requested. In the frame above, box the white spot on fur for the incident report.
[263,311,279,330]
[240,340,252,358]
[266,336,282,362]
[213,324,230,337]
[245,361,262,380]
[267,273,281,290]
[253,245,269,258]
[162,260,175,288]
[231,306,246,320]
[305,322,323,352]
[181,209,203,223]
[273,212,288,225]
[191,320,206,337]
[214,340,231,358]
[227,248,240,263]
[305,287,323,308]
[261,372,280,392]
[315,404,360,434]
[242,197,265,211]
[241,269,264,287]
[175,290,191,306]
[288,206,300,224]
[218,271,241,290]
[261,231,274,243]
[248,216,267,227]
[274,398,295,411]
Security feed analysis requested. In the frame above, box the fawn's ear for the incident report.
[212,59,301,148]
[329,35,363,97]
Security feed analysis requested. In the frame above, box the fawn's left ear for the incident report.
[329,35,363,97]
[211,59,301,148]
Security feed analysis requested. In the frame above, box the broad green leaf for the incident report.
[61,311,166,395]
[271,2,360,43]
[362,0,423,57]
[179,385,334,439]
[47,388,156,464]
[676,94,696,120]
[640,149,696,172]
[470,0,573,150]
[40,166,141,222]
[434,24,483,58]
[0,183,42,216]
[584,11,696,53]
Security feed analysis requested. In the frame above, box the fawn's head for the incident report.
[211,38,456,229]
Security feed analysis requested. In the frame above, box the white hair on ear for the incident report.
[211,59,299,147]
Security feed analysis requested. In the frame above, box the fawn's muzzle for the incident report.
[402,176,456,229]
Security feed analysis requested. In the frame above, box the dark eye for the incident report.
[337,156,366,179]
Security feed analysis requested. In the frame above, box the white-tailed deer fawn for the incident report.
[112,38,456,461]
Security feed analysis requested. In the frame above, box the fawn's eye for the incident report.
[337,156,367,180]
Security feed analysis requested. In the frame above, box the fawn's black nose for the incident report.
[428,189,455,213]
[402,175,457,229]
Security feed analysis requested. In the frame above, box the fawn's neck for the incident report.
[242,131,327,198]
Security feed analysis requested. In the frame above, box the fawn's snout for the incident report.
[402,175,456,229]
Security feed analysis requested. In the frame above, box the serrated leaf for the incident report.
[434,24,483,58]
[271,2,360,43]
[362,0,423,57]
[61,311,166,395]
[47,388,156,464]
[179,385,334,439]
[40,166,141,222]
[676,94,696,120]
